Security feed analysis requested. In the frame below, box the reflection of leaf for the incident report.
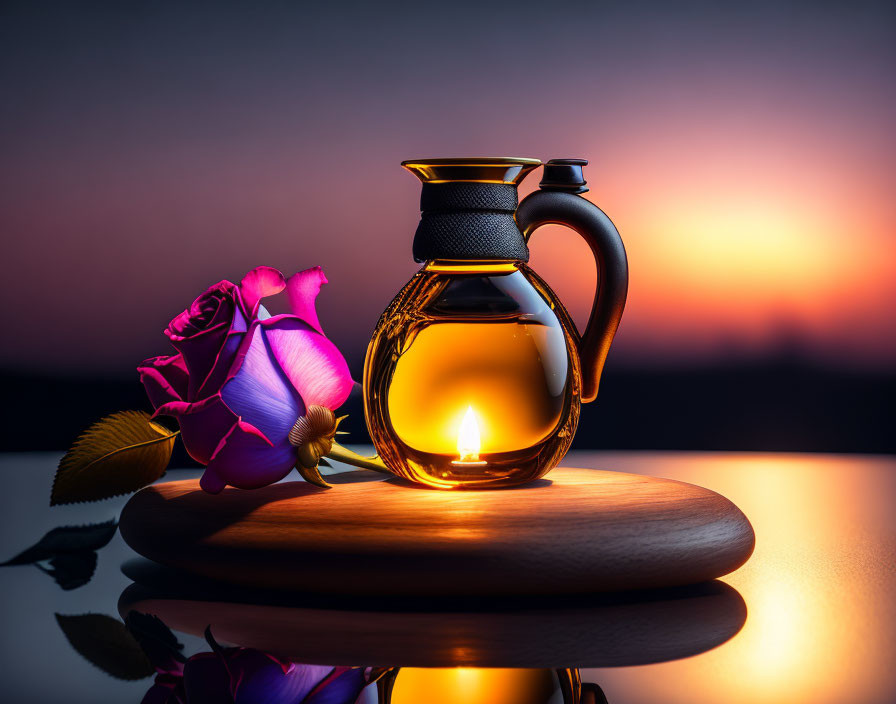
[125,611,185,672]
[51,411,178,505]
[0,520,118,591]
[1,520,117,565]
[55,613,155,680]
[36,552,98,590]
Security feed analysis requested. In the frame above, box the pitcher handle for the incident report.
[516,160,628,403]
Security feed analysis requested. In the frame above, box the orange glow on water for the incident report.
[580,452,896,703]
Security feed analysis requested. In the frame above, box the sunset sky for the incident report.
[1,0,893,378]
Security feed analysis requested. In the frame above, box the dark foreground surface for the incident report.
[0,450,894,703]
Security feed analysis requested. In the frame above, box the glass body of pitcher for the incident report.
[365,259,581,488]
[363,158,628,489]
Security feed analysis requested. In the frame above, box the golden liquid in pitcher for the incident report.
[364,261,581,488]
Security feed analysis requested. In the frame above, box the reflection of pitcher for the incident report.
[364,157,628,488]
[380,668,608,704]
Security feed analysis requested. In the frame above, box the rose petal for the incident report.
[187,303,248,401]
[285,267,327,334]
[166,308,198,339]
[198,467,227,494]
[207,296,234,331]
[232,655,332,704]
[141,674,186,704]
[193,327,245,400]
[138,355,188,409]
[179,398,247,465]
[240,266,287,317]
[201,420,296,492]
[167,321,231,398]
[184,649,334,704]
[354,683,379,704]
[304,667,370,704]
[152,394,260,466]
[161,281,247,400]
[262,315,353,411]
[182,653,233,704]
[221,322,304,443]
[166,282,238,340]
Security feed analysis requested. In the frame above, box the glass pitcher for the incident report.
[363,158,628,489]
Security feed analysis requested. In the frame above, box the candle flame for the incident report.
[457,406,481,462]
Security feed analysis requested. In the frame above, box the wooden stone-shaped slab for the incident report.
[119,468,754,595]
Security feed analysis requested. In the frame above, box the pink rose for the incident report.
[179,649,371,704]
[138,266,353,493]
[140,637,376,704]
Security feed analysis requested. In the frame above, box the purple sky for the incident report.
[1,1,894,379]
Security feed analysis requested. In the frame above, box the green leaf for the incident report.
[51,411,178,506]
[55,613,155,680]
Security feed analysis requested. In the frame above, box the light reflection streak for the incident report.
[578,452,896,704]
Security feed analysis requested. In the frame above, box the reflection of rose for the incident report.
[138,266,353,493]
[143,644,376,704]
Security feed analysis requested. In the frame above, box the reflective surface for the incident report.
[1,451,895,703]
